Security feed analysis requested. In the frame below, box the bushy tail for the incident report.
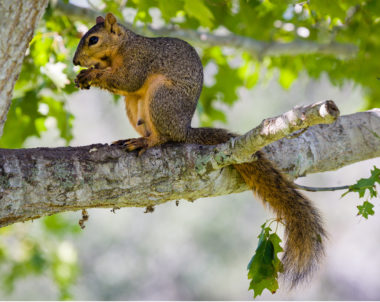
[234,152,326,287]
[186,127,326,287]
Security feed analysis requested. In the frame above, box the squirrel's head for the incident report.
[73,13,132,69]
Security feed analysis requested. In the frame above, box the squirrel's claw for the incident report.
[111,138,148,156]
[111,139,127,146]
[124,138,148,155]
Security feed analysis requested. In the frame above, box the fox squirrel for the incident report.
[73,13,326,287]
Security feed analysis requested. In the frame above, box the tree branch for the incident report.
[263,109,380,178]
[1,106,379,228]
[54,1,358,58]
[195,100,339,173]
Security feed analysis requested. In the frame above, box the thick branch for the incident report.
[1,109,379,228]
[54,1,358,58]
[0,0,49,137]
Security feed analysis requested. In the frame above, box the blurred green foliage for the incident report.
[2,0,380,299]
[0,215,81,300]
[4,0,380,148]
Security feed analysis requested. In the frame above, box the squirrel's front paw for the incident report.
[75,69,95,89]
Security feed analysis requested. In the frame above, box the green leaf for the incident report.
[279,68,298,90]
[247,233,275,279]
[342,166,380,198]
[247,223,283,298]
[357,201,375,219]
[269,233,284,273]
[184,0,214,28]
[132,0,155,24]
[309,0,347,21]
[238,55,260,89]
[249,275,279,298]
[30,34,53,66]
[214,64,244,105]
[158,0,183,22]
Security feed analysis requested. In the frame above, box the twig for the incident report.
[295,184,350,192]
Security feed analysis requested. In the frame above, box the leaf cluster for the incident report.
[343,166,380,219]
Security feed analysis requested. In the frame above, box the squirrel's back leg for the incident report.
[114,73,199,153]
[112,95,149,147]
[123,95,150,137]
[117,74,195,153]
[148,84,197,143]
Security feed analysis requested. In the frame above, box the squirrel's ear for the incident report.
[96,16,105,24]
[104,13,121,34]
[105,13,116,25]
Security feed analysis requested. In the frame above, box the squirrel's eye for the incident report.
[89,36,99,46]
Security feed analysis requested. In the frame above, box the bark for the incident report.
[1,108,379,228]
[264,109,380,178]
[55,1,358,58]
[201,100,339,172]
[0,0,49,137]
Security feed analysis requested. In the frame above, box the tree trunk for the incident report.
[0,0,49,137]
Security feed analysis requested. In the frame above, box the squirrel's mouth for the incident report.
[81,55,110,70]
[89,62,109,70]
[87,63,100,69]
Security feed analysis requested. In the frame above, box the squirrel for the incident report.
[73,13,326,288]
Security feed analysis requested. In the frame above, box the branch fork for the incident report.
[197,100,340,174]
